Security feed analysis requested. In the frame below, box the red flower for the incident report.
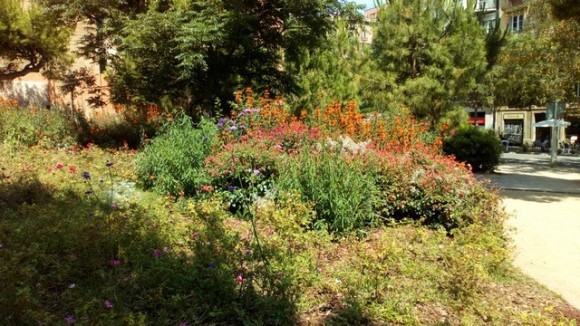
[68,166,77,173]
[56,163,64,169]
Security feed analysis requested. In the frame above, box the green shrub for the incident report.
[275,148,379,233]
[0,107,77,148]
[442,126,503,172]
[136,115,218,196]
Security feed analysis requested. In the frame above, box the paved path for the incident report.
[477,153,580,309]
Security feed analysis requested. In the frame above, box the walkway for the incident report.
[477,153,580,310]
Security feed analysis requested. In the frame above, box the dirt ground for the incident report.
[502,190,580,310]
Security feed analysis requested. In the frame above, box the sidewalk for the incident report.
[477,154,580,310]
[477,152,580,194]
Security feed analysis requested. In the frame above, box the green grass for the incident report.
[1,143,577,325]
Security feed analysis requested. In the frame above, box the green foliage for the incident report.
[276,148,380,233]
[371,0,487,125]
[443,126,503,172]
[0,136,574,325]
[0,0,72,80]
[0,107,77,148]
[206,141,279,216]
[289,19,382,113]
[495,0,580,107]
[548,0,580,22]
[109,0,356,114]
[136,115,218,196]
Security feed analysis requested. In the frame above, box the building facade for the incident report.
[0,20,111,117]
[362,0,576,146]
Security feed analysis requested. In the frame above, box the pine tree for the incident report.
[371,0,487,125]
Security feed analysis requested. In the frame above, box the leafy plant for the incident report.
[136,115,218,196]
[0,106,77,148]
[442,126,503,172]
[276,148,380,233]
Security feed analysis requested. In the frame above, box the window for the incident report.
[511,14,524,32]
[482,19,497,33]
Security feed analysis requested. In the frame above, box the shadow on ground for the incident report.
[500,189,580,203]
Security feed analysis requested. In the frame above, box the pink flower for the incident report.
[104,300,113,309]
[56,163,64,169]
[235,274,245,283]
[153,249,161,258]
[192,232,200,240]
[110,259,121,267]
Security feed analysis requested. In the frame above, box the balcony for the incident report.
[475,0,497,13]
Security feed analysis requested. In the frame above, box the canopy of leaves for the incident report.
[37,0,149,73]
[495,0,580,107]
[288,19,387,113]
[109,0,357,115]
[547,0,580,22]
[0,0,71,81]
[371,0,487,125]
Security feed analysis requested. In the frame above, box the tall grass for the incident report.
[136,115,218,196]
[276,148,379,233]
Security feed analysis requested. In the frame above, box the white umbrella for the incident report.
[533,119,571,127]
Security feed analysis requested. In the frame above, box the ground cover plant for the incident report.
[1,101,579,325]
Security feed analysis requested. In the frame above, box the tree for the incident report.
[37,0,149,72]
[371,0,487,126]
[288,18,377,112]
[109,0,357,115]
[0,0,71,81]
[547,0,580,22]
[495,0,580,108]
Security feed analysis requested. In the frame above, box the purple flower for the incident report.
[105,161,113,168]
[104,300,113,309]
[110,259,121,267]
[64,315,76,324]
[153,249,161,258]
[228,125,238,132]
[228,185,236,192]
[208,262,216,269]
[236,274,245,283]
[252,169,260,176]
[217,118,226,128]
[82,171,91,180]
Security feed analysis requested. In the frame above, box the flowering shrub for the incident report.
[205,141,279,215]
[0,105,78,148]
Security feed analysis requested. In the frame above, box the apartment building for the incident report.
[361,0,577,146]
